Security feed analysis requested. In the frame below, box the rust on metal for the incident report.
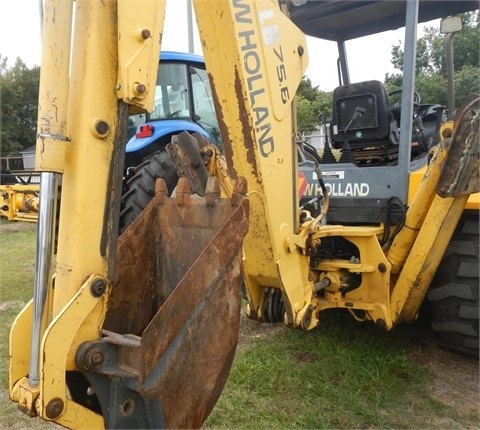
[233,69,258,173]
[103,176,249,428]
[437,95,480,198]
[208,70,259,183]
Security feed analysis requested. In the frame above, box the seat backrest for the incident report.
[330,80,393,149]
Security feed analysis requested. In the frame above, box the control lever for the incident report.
[344,106,366,134]
[339,106,366,165]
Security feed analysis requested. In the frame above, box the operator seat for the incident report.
[330,80,398,150]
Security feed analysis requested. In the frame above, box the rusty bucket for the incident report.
[77,176,248,428]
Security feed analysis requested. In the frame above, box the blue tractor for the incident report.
[120,51,220,230]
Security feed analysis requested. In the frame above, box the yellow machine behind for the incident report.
[0,184,39,222]
[9,0,479,428]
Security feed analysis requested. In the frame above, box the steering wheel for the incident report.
[166,110,182,118]
[388,89,421,118]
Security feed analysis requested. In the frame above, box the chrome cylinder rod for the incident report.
[28,171,59,387]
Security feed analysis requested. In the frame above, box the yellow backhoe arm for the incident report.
[194,0,312,326]
[10,0,248,428]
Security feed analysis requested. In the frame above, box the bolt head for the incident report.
[86,348,105,369]
[91,279,107,297]
[46,398,64,419]
[135,83,146,95]
[141,29,151,40]
[94,120,109,137]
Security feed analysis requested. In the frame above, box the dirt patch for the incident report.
[0,300,25,312]
[0,220,37,233]
[237,306,286,352]
[410,343,479,421]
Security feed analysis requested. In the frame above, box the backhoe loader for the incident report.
[9,0,479,429]
[0,183,39,222]
[0,160,40,222]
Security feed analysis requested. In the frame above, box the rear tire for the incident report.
[119,150,178,233]
[427,213,479,357]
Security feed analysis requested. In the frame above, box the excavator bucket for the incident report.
[437,95,480,197]
[75,176,248,429]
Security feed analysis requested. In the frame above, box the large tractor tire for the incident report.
[427,213,479,357]
[120,150,178,233]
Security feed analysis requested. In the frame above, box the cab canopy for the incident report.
[289,0,479,42]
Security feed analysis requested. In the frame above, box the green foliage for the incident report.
[0,56,40,153]
[296,77,332,134]
[390,12,479,76]
[455,65,480,103]
[415,73,451,105]
[297,95,317,134]
[297,77,319,102]
[386,11,479,109]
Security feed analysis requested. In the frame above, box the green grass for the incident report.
[0,221,48,429]
[0,220,477,429]
[0,224,37,302]
[205,313,443,429]
[0,222,37,376]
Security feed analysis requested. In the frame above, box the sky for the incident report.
[0,0,438,92]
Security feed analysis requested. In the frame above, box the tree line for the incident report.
[0,11,478,153]
[1,57,40,153]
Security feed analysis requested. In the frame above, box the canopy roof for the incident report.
[288,1,479,41]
